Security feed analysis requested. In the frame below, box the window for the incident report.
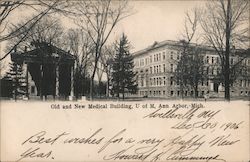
[163,91,165,95]
[163,52,166,60]
[140,59,144,66]
[171,64,174,72]
[177,55,180,60]
[241,69,245,75]
[154,78,156,85]
[140,77,144,87]
[211,68,214,75]
[207,67,209,74]
[156,78,159,86]
[231,58,234,65]
[176,78,180,85]
[150,56,152,63]
[177,91,180,96]
[159,65,161,73]
[206,56,209,63]
[163,77,166,85]
[217,68,220,75]
[212,57,214,64]
[159,53,161,61]
[170,54,173,59]
[150,67,152,74]
[135,60,139,67]
[163,64,166,72]
[171,91,174,96]
[170,77,174,85]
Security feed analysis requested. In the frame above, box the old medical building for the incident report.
[132,40,250,98]
[10,42,75,100]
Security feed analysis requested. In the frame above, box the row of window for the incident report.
[134,50,180,67]
[138,66,249,76]
[205,56,220,64]
[138,90,210,97]
[138,76,211,87]
[149,64,171,74]
[136,64,174,74]
[240,80,250,87]
[138,76,250,88]
[138,90,250,97]
[135,53,250,68]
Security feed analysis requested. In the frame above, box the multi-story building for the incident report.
[132,40,250,98]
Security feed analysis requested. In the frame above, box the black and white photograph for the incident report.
[0,0,249,102]
[0,0,249,162]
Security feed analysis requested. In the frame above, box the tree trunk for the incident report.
[224,0,231,101]
[122,85,125,100]
[90,75,94,100]
[106,72,110,98]
[194,84,198,98]
[40,64,43,100]
[90,52,99,100]
[180,83,184,100]
[98,80,101,98]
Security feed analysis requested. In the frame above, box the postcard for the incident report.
[0,0,249,162]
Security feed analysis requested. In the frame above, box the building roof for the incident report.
[11,43,75,64]
[132,40,217,57]
[132,39,249,58]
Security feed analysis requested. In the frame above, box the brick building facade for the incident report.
[132,40,250,98]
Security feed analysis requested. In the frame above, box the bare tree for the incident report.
[100,45,115,97]
[0,0,73,61]
[172,8,204,98]
[63,28,94,98]
[200,0,249,101]
[6,16,64,52]
[72,0,132,100]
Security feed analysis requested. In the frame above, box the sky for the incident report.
[57,0,206,52]
[0,0,205,75]
[108,0,205,52]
